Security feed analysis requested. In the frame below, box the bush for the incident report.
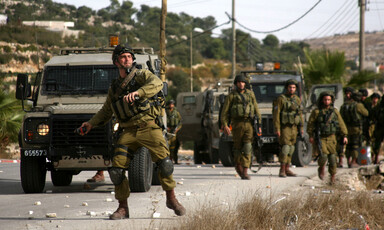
[16,55,29,64]
[0,54,13,64]
[2,46,12,53]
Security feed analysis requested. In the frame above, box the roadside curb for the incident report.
[0,159,20,163]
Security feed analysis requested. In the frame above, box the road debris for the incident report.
[105,198,113,202]
[28,211,33,215]
[152,212,161,218]
[46,213,57,218]
[82,202,88,206]
[177,181,184,185]
[185,191,191,196]
[34,201,41,206]
[86,211,96,216]
[64,205,70,208]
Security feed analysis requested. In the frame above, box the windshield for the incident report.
[251,83,301,103]
[41,65,118,95]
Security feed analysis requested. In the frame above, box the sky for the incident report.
[52,0,384,42]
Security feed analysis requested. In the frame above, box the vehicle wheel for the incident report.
[128,147,153,192]
[51,170,73,186]
[193,142,203,164]
[292,133,312,167]
[151,163,161,185]
[219,136,234,167]
[20,155,47,193]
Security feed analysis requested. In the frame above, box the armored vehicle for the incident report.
[15,46,164,193]
[176,79,232,164]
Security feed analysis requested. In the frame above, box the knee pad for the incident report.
[157,156,174,177]
[281,145,291,155]
[328,154,337,167]
[289,145,295,155]
[108,167,126,185]
[241,142,253,155]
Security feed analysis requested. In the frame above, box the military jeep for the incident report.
[15,47,164,193]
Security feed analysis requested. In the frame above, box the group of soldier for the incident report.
[76,44,384,219]
[220,75,384,185]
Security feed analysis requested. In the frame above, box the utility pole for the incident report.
[190,31,193,92]
[359,0,366,72]
[231,0,236,78]
[159,0,167,82]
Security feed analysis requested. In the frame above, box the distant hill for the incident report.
[303,31,384,67]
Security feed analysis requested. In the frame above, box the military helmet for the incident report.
[285,79,298,88]
[112,44,136,63]
[167,99,175,105]
[233,75,247,84]
[317,91,335,107]
[359,88,368,97]
[371,93,381,99]
[343,87,355,94]
[352,92,363,102]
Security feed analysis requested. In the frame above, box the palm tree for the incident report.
[0,90,24,157]
[347,70,381,88]
[302,48,346,89]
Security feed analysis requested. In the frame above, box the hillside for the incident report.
[304,31,384,67]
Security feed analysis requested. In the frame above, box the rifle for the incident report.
[251,115,263,173]
[314,125,323,161]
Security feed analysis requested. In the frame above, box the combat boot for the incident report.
[87,170,105,182]
[279,164,286,178]
[235,163,244,177]
[166,189,186,216]
[318,166,325,180]
[285,163,297,177]
[330,174,336,185]
[337,156,344,168]
[350,158,359,168]
[109,200,129,220]
[241,167,251,180]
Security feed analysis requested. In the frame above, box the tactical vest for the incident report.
[316,109,339,136]
[340,101,362,126]
[110,76,162,122]
[167,109,180,127]
[230,90,256,119]
[280,94,301,125]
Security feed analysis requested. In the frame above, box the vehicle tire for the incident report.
[51,170,73,186]
[219,136,234,167]
[193,142,203,164]
[292,133,312,167]
[128,147,153,192]
[20,155,47,193]
[151,163,161,185]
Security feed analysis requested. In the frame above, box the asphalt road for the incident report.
[0,160,318,230]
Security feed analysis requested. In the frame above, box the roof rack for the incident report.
[241,70,298,75]
[60,47,155,55]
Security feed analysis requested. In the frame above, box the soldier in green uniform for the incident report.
[307,92,348,184]
[373,96,384,164]
[340,92,369,168]
[337,87,355,167]
[166,99,182,164]
[221,75,261,180]
[273,79,303,177]
[77,45,185,220]
[367,93,381,163]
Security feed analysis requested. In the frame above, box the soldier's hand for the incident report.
[224,125,231,136]
[124,91,139,104]
[276,131,281,138]
[309,137,314,144]
[343,137,348,145]
[76,122,92,136]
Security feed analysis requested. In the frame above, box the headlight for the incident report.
[37,123,49,136]
[113,123,120,132]
[24,118,50,143]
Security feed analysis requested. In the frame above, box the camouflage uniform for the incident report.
[373,99,384,163]
[307,92,348,182]
[340,92,369,167]
[221,76,261,179]
[337,87,355,167]
[273,81,303,177]
[166,106,182,164]
[85,45,185,219]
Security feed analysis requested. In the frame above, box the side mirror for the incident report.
[16,74,31,100]
[162,82,168,97]
[310,93,317,105]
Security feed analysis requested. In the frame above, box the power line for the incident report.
[233,0,323,34]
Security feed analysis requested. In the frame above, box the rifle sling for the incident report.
[114,66,138,97]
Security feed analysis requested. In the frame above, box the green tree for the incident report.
[262,34,279,49]
[303,48,346,88]
[347,70,381,88]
